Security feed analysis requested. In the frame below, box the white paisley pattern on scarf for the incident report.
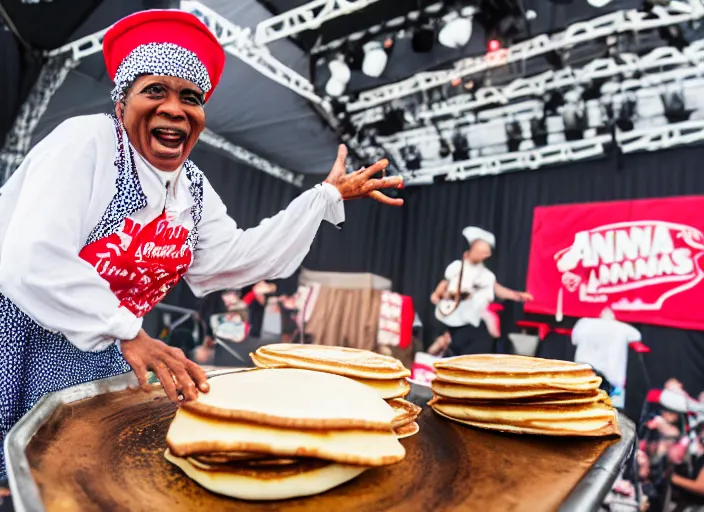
[110,42,211,103]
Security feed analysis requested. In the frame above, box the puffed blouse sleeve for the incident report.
[185,178,345,297]
[0,116,142,352]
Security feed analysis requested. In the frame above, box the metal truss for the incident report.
[403,120,704,186]
[199,129,304,187]
[346,1,704,112]
[42,1,312,184]
[0,55,79,184]
[181,1,324,105]
[346,40,704,126]
[254,0,382,46]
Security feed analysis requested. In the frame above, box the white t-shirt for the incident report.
[571,317,641,396]
[435,259,496,328]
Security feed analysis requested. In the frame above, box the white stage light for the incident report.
[329,59,351,84]
[325,77,346,97]
[362,41,388,78]
[438,14,472,49]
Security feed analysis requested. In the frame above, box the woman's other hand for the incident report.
[121,329,209,404]
[324,144,404,206]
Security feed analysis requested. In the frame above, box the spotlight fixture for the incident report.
[531,116,548,147]
[615,93,637,132]
[412,19,435,53]
[661,88,690,124]
[402,145,422,170]
[438,12,473,49]
[325,57,351,97]
[362,41,388,78]
[451,131,470,161]
[562,89,587,141]
[506,119,522,152]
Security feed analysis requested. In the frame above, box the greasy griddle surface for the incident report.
[25,389,615,512]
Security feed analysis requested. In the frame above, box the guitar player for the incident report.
[429,226,532,356]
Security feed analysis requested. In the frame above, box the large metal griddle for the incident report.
[5,373,635,512]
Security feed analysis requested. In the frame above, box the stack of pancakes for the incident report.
[165,368,406,500]
[429,354,621,437]
[251,344,421,438]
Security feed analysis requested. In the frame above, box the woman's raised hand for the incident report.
[324,144,404,206]
[121,329,208,404]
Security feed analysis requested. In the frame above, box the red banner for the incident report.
[525,196,704,331]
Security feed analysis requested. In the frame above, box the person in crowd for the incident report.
[669,422,704,510]
[571,308,641,409]
[427,226,531,356]
[0,10,403,478]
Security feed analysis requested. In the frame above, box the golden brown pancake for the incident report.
[431,382,608,406]
[434,354,594,376]
[387,398,422,429]
[165,449,368,501]
[430,397,616,423]
[394,422,420,439]
[183,368,396,430]
[167,408,405,466]
[430,398,620,437]
[433,369,602,392]
[252,344,411,380]
[433,409,621,437]
[352,376,410,399]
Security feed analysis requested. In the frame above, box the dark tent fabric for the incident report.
[162,143,300,309]
[303,145,704,421]
[0,27,42,149]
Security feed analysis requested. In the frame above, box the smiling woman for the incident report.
[0,9,403,480]
[118,76,206,170]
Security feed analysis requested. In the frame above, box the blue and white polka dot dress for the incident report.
[0,115,204,478]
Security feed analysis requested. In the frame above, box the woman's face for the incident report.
[116,75,206,171]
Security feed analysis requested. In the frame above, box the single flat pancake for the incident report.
[433,409,621,437]
[431,381,607,405]
[252,354,409,399]
[253,344,410,380]
[167,408,405,466]
[434,354,594,376]
[354,377,410,400]
[387,399,422,429]
[183,368,395,430]
[394,422,420,439]
[434,369,602,392]
[165,449,367,501]
[429,399,616,425]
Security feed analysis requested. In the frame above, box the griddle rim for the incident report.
[4,372,139,512]
[6,373,636,512]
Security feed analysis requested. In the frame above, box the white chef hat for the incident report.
[462,226,495,248]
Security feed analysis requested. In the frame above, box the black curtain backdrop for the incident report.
[162,145,300,310]
[304,145,704,421]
